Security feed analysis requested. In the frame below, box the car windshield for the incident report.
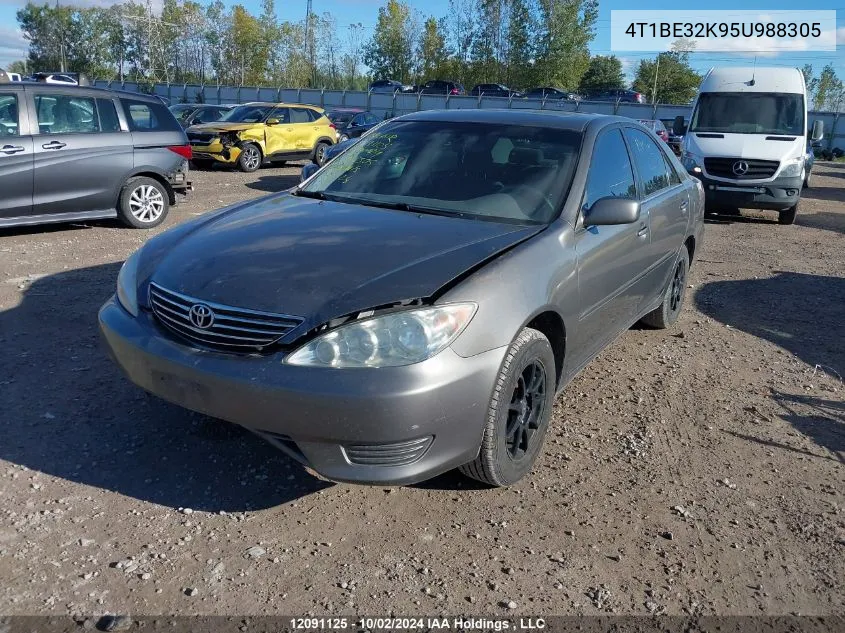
[169,105,194,121]
[691,92,804,135]
[298,120,581,225]
[221,104,275,123]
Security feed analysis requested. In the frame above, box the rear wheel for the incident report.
[237,143,262,172]
[118,177,169,229]
[459,328,556,487]
[779,202,798,225]
[313,142,330,166]
[640,248,689,329]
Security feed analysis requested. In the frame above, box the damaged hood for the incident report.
[149,193,543,330]
[186,122,261,134]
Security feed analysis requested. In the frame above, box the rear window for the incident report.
[121,98,181,132]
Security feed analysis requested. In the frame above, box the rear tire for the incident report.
[118,177,169,229]
[313,142,330,166]
[779,202,798,225]
[459,328,556,487]
[237,143,262,172]
[640,247,689,329]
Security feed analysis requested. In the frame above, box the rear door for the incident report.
[290,107,318,150]
[572,127,652,364]
[31,90,132,216]
[0,89,33,220]
[263,107,293,156]
[623,127,689,309]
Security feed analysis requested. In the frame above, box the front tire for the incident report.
[237,143,262,172]
[460,328,556,487]
[779,202,798,225]
[118,177,169,229]
[640,247,689,329]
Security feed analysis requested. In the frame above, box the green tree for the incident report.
[417,17,448,81]
[505,0,533,88]
[364,0,415,82]
[632,51,700,104]
[813,64,843,111]
[6,60,28,74]
[534,0,598,91]
[579,55,624,94]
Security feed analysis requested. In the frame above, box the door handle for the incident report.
[0,144,25,155]
[637,224,649,238]
[42,141,66,150]
[680,200,689,210]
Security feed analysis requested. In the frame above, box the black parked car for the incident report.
[369,80,404,94]
[327,108,381,142]
[0,83,191,229]
[469,84,524,98]
[525,87,579,101]
[169,103,233,129]
[420,80,466,95]
[586,89,645,104]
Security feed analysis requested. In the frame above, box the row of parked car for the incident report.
[370,79,646,103]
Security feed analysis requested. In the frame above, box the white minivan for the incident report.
[676,66,823,225]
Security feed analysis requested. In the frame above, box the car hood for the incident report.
[149,194,543,330]
[687,132,804,162]
[186,122,260,134]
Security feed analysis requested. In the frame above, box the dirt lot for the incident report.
[0,161,843,620]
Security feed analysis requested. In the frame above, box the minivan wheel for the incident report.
[118,177,169,229]
[779,202,798,225]
[640,247,689,329]
[237,143,262,172]
[459,328,556,487]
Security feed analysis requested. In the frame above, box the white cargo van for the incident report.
[676,67,823,225]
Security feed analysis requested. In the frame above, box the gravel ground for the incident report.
[0,160,843,618]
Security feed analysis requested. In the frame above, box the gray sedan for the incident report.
[99,110,704,487]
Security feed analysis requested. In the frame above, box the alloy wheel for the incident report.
[505,360,547,460]
[241,146,261,171]
[128,185,165,223]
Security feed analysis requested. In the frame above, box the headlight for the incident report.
[285,303,477,368]
[780,157,804,177]
[681,151,702,173]
[116,249,142,317]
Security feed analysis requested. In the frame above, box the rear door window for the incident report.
[0,93,19,137]
[121,98,181,132]
[97,98,121,132]
[290,108,313,124]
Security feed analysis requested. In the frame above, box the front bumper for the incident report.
[190,141,241,164]
[693,172,802,211]
[98,297,506,485]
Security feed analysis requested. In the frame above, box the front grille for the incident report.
[343,437,433,467]
[149,283,303,351]
[704,157,779,180]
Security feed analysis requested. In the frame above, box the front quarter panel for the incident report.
[440,223,580,372]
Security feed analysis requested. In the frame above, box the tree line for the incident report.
[7,0,844,109]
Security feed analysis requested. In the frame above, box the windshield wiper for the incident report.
[292,189,330,200]
[346,197,471,219]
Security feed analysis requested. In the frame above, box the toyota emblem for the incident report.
[188,303,215,329]
[732,160,749,176]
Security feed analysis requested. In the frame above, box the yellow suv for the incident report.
[185,102,336,172]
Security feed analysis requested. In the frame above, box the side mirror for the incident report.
[266,118,280,126]
[810,120,824,142]
[584,197,641,227]
[672,115,685,136]
[300,163,319,183]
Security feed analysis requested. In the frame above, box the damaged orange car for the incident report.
[186,102,336,172]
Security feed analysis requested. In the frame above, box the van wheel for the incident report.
[118,177,169,229]
[803,171,812,189]
[313,142,330,165]
[237,143,262,172]
[779,202,798,225]
[640,248,689,329]
[459,328,555,487]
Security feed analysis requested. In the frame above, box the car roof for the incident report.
[397,108,618,131]
[14,83,163,103]
[241,101,324,110]
[329,107,364,112]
